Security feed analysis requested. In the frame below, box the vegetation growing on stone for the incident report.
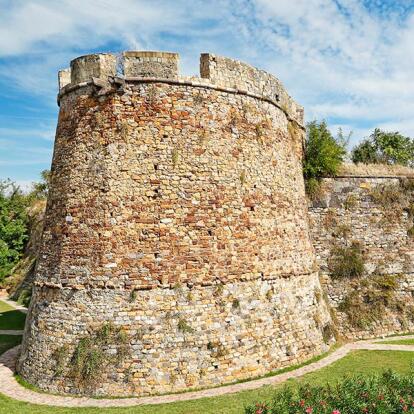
[338,275,401,329]
[303,121,348,198]
[53,322,130,392]
[329,241,365,279]
[303,121,348,180]
[177,318,194,334]
[370,181,414,223]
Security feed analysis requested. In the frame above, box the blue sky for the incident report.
[1,0,414,189]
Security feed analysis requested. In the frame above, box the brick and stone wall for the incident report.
[309,176,414,339]
[17,51,332,396]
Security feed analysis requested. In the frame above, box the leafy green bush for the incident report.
[329,241,365,279]
[0,171,50,287]
[352,128,414,166]
[303,121,348,180]
[245,369,414,414]
[0,181,30,283]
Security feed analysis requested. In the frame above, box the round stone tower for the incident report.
[18,51,333,396]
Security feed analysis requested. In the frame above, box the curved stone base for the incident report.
[18,273,331,396]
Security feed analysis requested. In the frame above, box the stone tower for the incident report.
[18,51,333,396]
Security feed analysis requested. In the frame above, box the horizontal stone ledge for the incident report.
[57,77,305,130]
[33,272,317,292]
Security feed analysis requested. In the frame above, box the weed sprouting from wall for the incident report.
[329,241,365,279]
[172,148,179,167]
[370,183,411,222]
[53,322,131,392]
[240,170,247,185]
[177,317,194,333]
[305,178,324,202]
[344,194,358,210]
[52,344,70,376]
[338,275,400,329]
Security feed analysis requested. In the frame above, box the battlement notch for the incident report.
[122,51,179,79]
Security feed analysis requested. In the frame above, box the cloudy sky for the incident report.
[1,0,413,188]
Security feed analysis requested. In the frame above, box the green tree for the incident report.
[351,128,414,166]
[29,169,51,199]
[0,181,29,282]
[303,120,348,180]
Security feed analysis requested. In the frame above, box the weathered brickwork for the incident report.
[18,51,332,396]
[309,176,414,339]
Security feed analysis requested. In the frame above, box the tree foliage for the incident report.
[0,181,29,282]
[0,170,50,284]
[351,129,414,166]
[303,120,348,180]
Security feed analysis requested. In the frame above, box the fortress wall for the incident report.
[308,176,414,339]
[18,52,332,396]
[200,53,304,126]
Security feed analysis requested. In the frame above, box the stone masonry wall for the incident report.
[18,51,332,396]
[309,176,414,339]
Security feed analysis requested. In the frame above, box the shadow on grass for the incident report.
[0,309,26,330]
[0,335,22,356]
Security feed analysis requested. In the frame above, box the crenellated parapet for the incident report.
[58,51,303,127]
[122,51,179,78]
[200,54,304,126]
[70,53,117,85]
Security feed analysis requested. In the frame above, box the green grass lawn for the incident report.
[1,302,414,414]
[0,300,26,330]
[377,338,414,346]
[0,334,22,355]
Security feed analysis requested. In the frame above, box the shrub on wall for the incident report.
[303,121,347,199]
[53,322,130,392]
[304,121,348,180]
[329,241,365,279]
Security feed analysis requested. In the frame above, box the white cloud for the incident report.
[0,0,413,147]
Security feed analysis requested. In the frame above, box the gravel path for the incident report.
[1,336,414,408]
[0,330,23,335]
[0,296,28,314]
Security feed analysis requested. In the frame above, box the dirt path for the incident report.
[1,336,414,408]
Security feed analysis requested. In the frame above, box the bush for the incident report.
[352,128,414,166]
[329,241,365,279]
[245,369,414,414]
[303,121,348,180]
[0,181,30,283]
[0,172,50,287]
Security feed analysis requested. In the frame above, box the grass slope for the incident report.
[378,338,414,346]
[0,334,22,355]
[0,300,26,330]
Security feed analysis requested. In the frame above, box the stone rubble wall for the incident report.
[19,273,330,396]
[200,54,304,126]
[17,51,332,396]
[308,176,414,339]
